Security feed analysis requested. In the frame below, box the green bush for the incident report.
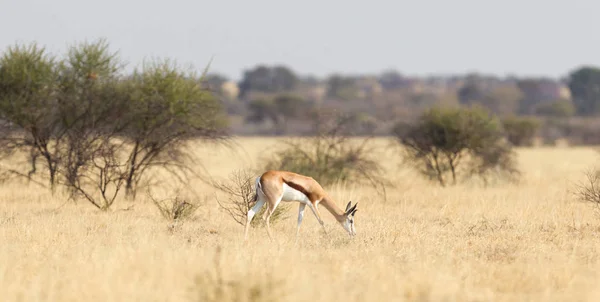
[502,116,541,146]
[393,106,519,186]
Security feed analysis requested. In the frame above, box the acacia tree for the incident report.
[0,38,229,209]
[119,59,228,198]
[56,39,128,198]
[0,38,128,206]
[0,43,62,189]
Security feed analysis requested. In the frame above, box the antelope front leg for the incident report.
[307,202,327,235]
[315,204,328,235]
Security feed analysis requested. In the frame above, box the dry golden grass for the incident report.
[1,137,600,301]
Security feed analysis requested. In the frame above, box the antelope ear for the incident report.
[351,208,358,216]
[345,201,352,212]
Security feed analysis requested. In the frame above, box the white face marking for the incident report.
[342,214,356,237]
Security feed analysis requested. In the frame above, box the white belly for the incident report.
[281,183,311,204]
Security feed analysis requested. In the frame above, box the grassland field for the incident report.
[1,137,600,302]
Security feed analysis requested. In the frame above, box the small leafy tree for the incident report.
[502,116,541,146]
[393,106,519,186]
[119,59,228,198]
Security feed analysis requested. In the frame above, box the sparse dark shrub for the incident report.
[502,116,541,146]
[393,106,519,186]
[150,194,200,222]
[263,111,389,197]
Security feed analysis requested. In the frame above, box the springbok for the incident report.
[244,170,358,242]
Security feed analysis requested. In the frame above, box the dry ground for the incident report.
[1,137,600,301]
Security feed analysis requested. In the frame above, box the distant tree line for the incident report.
[209,64,600,144]
[231,64,600,117]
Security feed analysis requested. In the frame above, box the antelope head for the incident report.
[342,201,358,237]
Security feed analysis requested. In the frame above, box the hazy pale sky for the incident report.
[2,0,599,81]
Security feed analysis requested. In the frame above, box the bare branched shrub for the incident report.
[64,142,126,211]
[263,111,389,198]
[575,168,600,210]
[190,247,286,302]
[213,168,255,225]
[213,168,289,227]
[150,194,199,222]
